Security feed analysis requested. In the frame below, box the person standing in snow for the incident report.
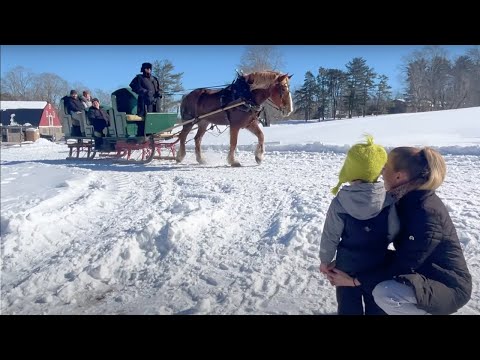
[327,146,472,315]
[319,135,399,315]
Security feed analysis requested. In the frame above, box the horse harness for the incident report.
[219,76,263,125]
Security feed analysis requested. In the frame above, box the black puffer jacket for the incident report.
[357,190,472,315]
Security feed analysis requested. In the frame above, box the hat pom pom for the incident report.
[364,133,374,146]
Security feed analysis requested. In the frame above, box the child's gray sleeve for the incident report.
[387,204,400,242]
[319,198,344,263]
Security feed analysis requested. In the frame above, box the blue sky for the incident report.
[1,45,475,97]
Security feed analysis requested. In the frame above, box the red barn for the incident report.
[38,102,62,137]
[1,101,63,141]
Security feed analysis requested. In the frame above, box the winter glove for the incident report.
[155,91,162,98]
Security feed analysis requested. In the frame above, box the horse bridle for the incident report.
[267,81,290,115]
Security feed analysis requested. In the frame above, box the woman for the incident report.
[327,146,472,315]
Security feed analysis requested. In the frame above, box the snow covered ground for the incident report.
[1,107,479,315]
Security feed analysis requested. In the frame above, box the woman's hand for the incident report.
[319,260,336,274]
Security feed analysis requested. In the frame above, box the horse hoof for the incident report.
[230,161,242,167]
[197,159,207,165]
[255,156,263,164]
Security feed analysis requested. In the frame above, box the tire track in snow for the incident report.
[1,170,146,313]
[134,152,341,314]
[2,149,478,314]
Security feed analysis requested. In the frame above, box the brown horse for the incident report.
[176,71,293,167]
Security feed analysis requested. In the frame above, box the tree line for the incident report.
[0,46,276,114]
[0,60,185,113]
[0,66,112,108]
[404,46,480,112]
[2,46,479,122]
[293,46,480,121]
[294,58,392,120]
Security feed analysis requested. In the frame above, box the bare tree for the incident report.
[69,82,89,94]
[403,46,452,111]
[238,46,286,124]
[1,66,36,100]
[447,56,472,109]
[238,45,285,73]
[31,73,69,105]
[0,93,15,100]
[93,89,112,107]
[403,57,429,112]
[466,46,480,107]
[467,46,480,62]
[426,53,451,109]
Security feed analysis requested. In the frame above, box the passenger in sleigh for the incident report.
[64,90,85,136]
[87,98,111,150]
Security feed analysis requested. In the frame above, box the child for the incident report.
[319,135,399,315]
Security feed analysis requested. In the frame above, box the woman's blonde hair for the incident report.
[390,146,446,191]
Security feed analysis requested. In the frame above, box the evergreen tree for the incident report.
[316,67,329,120]
[374,74,392,115]
[152,59,184,113]
[293,71,318,121]
[326,69,345,119]
[344,57,375,118]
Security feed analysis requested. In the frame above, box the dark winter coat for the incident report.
[87,107,110,134]
[337,206,393,274]
[357,190,472,315]
[64,96,84,114]
[320,182,400,275]
[129,74,162,116]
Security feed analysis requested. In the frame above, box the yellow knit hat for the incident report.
[331,135,387,195]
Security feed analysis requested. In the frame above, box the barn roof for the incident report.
[0,101,48,110]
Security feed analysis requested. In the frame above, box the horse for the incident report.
[175,71,293,167]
